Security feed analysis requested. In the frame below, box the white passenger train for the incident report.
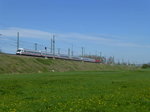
[16,48,100,63]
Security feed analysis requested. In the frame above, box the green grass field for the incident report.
[0,70,150,112]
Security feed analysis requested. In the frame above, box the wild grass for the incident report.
[0,70,150,112]
[0,54,137,74]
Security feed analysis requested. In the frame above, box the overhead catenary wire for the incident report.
[0,32,124,64]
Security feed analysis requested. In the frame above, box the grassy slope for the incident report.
[0,70,150,112]
[0,54,137,74]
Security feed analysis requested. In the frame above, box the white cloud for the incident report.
[0,27,52,39]
[0,27,149,48]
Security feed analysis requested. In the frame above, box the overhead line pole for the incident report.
[84,47,85,56]
[68,48,70,58]
[35,43,37,51]
[71,44,73,57]
[58,48,60,55]
[82,47,84,57]
[100,52,102,57]
[51,38,53,53]
[53,35,55,59]
[0,34,2,52]
[17,32,19,50]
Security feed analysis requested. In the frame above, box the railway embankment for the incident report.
[0,53,138,74]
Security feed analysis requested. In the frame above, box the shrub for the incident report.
[142,64,150,69]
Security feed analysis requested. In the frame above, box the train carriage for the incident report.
[16,48,100,63]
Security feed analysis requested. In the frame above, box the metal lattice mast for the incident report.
[17,32,19,50]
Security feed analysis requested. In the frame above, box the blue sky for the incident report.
[0,0,150,63]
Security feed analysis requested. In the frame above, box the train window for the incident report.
[17,50,21,52]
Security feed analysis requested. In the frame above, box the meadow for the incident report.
[0,70,150,112]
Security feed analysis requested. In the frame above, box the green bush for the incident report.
[142,64,150,69]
